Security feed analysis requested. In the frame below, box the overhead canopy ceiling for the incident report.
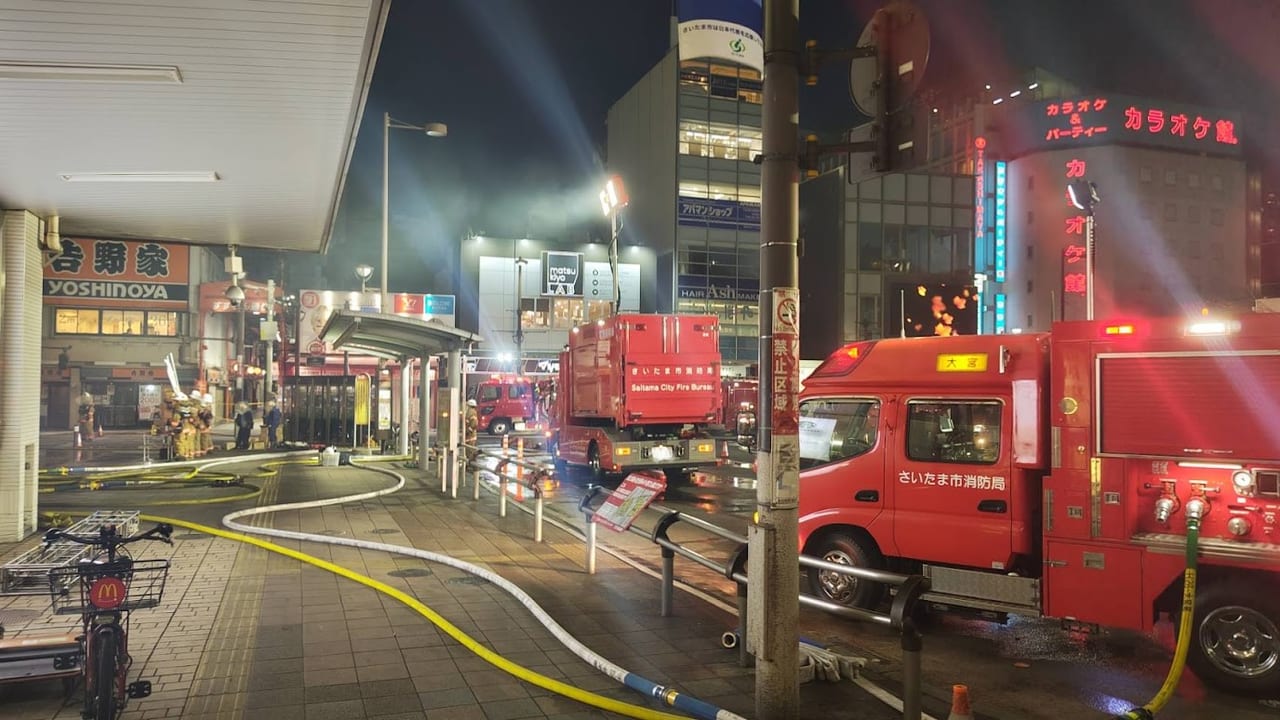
[0,0,387,253]
[321,310,482,359]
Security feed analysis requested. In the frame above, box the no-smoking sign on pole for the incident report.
[768,286,800,504]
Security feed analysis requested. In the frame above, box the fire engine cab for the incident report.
[798,315,1280,694]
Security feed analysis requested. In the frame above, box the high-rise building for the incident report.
[804,73,1255,351]
[605,48,764,367]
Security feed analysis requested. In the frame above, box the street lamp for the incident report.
[355,263,373,295]
[1068,179,1101,321]
[514,257,528,375]
[599,174,629,314]
[383,112,447,314]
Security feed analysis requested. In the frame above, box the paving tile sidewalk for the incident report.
[1,461,886,720]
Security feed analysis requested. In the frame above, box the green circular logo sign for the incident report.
[729,38,745,53]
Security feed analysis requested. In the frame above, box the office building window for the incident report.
[678,120,762,160]
[1210,208,1225,226]
[1164,170,1177,186]
[679,61,762,104]
[1140,167,1152,183]
[678,181,759,202]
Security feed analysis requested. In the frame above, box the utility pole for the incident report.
[751,0,801,718]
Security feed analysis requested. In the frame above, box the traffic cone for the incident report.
[948,684,974,720]
[718,440,730,465]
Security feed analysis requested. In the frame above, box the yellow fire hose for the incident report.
[141,514,694,720]
[1114,499,1203,720]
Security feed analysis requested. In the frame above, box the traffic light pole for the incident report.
[752,0,801,717]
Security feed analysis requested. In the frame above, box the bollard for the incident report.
[73,425,82,449]
[736,582,753,668]
[502,433,509,453]
[901,618,923,720]
[660,546,675,617]
[499,478,508,518]
[585,520,597,574]
[142,433,151,465]
[450,452,460,498]
[515,438,526,501]
[473,469,481,501]
[534,494,544,542]
[438,453,447,493]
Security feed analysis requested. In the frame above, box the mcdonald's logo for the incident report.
[89,577,126,610]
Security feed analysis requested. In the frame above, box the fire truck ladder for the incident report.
[0,510,141,594]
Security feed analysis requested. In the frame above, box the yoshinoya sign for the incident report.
[542,251,584,296]
[44,238,190,309]
[677,197,761,230]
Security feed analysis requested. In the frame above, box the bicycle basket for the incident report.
[48,559,170,615]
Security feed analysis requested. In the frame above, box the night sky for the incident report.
[270,0,1279,298]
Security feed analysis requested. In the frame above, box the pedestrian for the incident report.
[234,402,254,450]
[465,399,479,463]
[264,400,282,448]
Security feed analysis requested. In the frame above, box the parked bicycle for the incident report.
[45,523,173,720]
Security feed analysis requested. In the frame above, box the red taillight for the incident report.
[811,342,874,377]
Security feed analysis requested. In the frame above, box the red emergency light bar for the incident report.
[1103,324,1135,336]
[811,342,875,377]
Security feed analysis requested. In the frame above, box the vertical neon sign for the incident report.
[994,161,1007,282]
[974,137,987,265]
[995,293,1007,334]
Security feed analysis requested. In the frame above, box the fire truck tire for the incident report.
[1186,580,1280,696]
[488,418,512,436]
[805,531,884,610]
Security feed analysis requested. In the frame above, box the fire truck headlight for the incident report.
[1232,470,1256,494]
[1227,516,1252,537]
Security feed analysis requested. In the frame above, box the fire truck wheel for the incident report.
[806,532,884,610]
[1187,580,1280,696]
[488,418,511,435]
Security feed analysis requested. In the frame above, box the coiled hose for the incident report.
[1112,505,1202,720]
[143,458,748,720]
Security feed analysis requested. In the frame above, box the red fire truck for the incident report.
[797,315,1280,694]
[720,377,759,449]
[471,374,552,435]
[551,314,722,482]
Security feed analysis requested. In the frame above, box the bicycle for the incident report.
[45,522,173,720]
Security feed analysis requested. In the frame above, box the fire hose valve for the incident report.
[1185,495,1209,524]
[1154,495,1179,524]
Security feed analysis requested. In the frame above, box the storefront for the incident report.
[41,238,196,429]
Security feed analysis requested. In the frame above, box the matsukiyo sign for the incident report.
[44,238,190,309]
[541,251,583,296]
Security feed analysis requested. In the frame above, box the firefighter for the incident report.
[464,399,479,463]
[198,393,215,455]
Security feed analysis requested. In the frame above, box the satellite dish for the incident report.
[850,0,931,117]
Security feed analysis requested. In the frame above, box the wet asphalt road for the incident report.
[473,435,1280,720]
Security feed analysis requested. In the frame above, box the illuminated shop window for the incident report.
[146,312,178,337]
[102,310,146,335]
[54,309,178,336]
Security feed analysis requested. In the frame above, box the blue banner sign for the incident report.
[677,197,761,231]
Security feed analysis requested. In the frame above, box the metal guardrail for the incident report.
[459,443,551,543]
[577,485,931,720]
